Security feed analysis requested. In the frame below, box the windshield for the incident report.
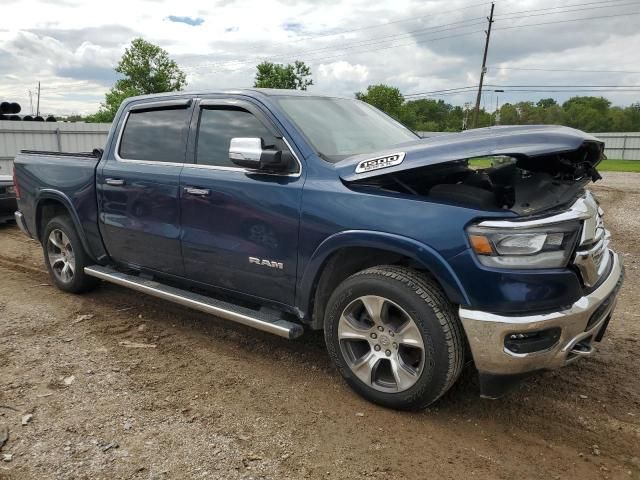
[273,96,418,162]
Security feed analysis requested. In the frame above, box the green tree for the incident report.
[355,84,404,120]
[562,96,611,132]
[498,103,519,125]
[354,83,640,132]
[253,61,313,90]
[536,98,557,108]
[87,38,186,122]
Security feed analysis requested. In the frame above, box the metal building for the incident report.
[0,121,111,175]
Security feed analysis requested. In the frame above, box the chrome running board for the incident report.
[84,265,303,339]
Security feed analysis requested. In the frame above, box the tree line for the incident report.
[81,39,640,133]
[355,84,640,133]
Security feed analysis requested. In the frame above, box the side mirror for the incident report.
[229,137,291,172]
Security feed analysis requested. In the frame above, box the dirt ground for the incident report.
[0,172,638,480]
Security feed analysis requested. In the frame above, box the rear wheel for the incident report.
[324,266,464,410]
[42,215,99,293]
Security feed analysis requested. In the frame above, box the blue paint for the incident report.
[14,89,597,323]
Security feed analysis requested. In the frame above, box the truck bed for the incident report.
[13,149,103,257]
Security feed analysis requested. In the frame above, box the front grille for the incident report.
[573,194,609,288]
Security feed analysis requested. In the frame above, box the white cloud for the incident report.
[0,0,638,115]
[318,61,369,83]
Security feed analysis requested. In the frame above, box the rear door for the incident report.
[179,97,304,306]
[98,98,193,275]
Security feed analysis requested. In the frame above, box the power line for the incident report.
[184,0,638,72]
[487,84,640,88]
[185,17,489,71]
[189,29,487,75]
[489,66,640,74]
[184,0,498,65]
[268,1,495,43]
[405,84,640,97]
[494,10,640,31]
[496,0,639,18]
[491,88,640,92]
[496,1,640,21]
[184,8,640,75]
[405,86,478,96]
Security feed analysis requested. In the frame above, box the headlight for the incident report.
[6,186,15,195]
[466,221,580,269]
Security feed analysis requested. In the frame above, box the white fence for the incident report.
[419,131,640,160]
[0,121,111,175]
[592,132,640,160]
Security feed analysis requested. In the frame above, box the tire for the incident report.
[324,266,464,410]
[42,215,99,293]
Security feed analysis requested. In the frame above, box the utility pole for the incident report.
[36,81,41,117]
[494,89,504,125]
[29,90,34,115]
[462,102,472,130]
[472,2,494,128]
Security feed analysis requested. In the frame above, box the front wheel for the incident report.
[42,215,99,293]
[324,266,464,410]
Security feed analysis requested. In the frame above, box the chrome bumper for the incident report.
[459,250,623,376]
[14,211,30,236]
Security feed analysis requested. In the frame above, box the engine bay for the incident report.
[347,142,604,215]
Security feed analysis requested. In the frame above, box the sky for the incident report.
[0,0,639,116]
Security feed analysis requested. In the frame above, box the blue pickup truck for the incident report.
[12,89,623,409]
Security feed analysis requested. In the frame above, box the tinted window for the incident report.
[119,107,189,162]
[196,107,277,167]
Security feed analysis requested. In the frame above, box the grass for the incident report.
[596,160,640,172]
[468,158,640,172]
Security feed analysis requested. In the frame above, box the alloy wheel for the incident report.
[338,295,426,393]
[47,229,76,284]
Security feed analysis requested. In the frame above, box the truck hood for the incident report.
[336,125,603,182]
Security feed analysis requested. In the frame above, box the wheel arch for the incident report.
[35,191,95,262]
[297,230,470,329]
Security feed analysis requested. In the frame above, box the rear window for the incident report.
[119,107,189,162]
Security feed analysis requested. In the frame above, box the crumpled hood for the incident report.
[336,125,603,182]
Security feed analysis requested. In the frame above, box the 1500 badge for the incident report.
[355,152,405,174]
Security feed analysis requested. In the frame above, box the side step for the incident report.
[84,265,304,339]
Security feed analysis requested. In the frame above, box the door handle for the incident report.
[184,187,211,197]
[105,178,125,186]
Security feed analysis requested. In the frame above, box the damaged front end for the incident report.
[338,125,605,216]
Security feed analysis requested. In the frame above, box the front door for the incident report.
[98,99,193,275]
[179,98,304,306]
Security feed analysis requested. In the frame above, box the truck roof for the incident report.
[123,88,351,103]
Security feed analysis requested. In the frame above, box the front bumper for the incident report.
[459,249,623,377]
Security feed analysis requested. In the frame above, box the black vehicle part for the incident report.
[478,372,532,399]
